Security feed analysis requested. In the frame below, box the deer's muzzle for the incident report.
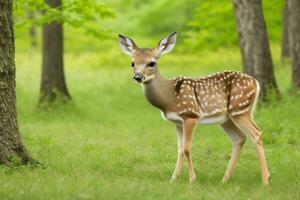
[133,74,145,83]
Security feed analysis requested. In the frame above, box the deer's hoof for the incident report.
[262,174,271,186]
[221,175,230,183]
[170,176,177,183]
[189,176,196,183]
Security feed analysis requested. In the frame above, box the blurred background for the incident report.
[1,0,300,199]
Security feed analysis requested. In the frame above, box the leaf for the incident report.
[14,0,115,40]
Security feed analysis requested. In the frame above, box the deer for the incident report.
[118,32,270,185]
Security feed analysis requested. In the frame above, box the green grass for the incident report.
[0,43,300,199]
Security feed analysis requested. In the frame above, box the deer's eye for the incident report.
[131,62,135,67]
[148,62,156,67]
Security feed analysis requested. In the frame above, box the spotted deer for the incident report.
[118,32,270,185]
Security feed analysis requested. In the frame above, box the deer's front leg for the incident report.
[183,118,197,183]
[170,123,184,182]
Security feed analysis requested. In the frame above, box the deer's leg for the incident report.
[183,118,197,183]
[231,114,270,185]
[221,119,246,183]
[170,123,184,182]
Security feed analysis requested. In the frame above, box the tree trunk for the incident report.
[40,0,70,103]
[281,1,290,59]
[288,0,300,89]
[233,0,280,100]
[0,0,37,165]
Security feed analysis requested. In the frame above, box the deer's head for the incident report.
[118,32,177,83]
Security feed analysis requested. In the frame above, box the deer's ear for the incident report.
[118,34,138,56]
[156,32,177,56]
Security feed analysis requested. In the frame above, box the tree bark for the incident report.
[233,0,280,100]
[0,0,37,165]
[288,0,300,89]
[281,1,290,59]
[40,0,70,103]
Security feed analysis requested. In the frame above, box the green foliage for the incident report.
[136,0,198,36]
[186,0,284,51]
[14,0,115,39]
[186,0,236,50]
[262,0,284,42]
[14,0,285,50]
[97,0,198,37]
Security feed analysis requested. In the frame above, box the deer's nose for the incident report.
[133,74,145,83]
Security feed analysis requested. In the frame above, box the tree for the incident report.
[233,0,280,99]
[14,0,115,104]
[288,0,300,89]
[0,0,37,165]
[40,0,70,103]
[281,1,290,59]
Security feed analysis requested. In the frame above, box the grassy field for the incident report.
[0,42,300,199]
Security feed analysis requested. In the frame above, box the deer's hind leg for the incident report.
[230,114,270,185]
[221,119,246,183]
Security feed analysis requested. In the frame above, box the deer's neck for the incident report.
[142,72,176,112]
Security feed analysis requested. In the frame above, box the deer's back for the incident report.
[172,71,259,123]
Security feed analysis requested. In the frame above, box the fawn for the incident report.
[118,32,270,185]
